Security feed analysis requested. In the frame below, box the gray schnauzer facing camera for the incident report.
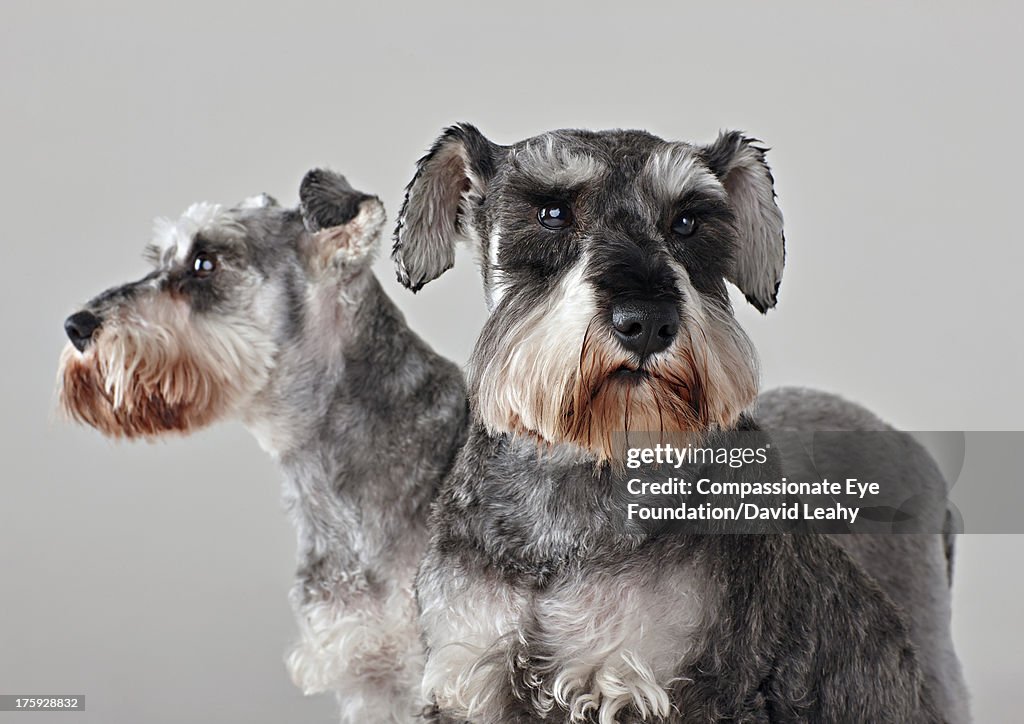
[393,125,965,722]
[57,171,467,722]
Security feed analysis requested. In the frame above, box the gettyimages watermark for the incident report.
[608,430,1022,534]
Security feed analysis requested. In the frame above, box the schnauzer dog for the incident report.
[58,171,468,722]
[393,125,964,722]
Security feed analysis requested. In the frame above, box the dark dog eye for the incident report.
[671,214,697,237]
[192,252,217,277]
[538,204,573,230]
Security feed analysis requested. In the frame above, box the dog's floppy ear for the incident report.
[392,123,499,291]
[298,169,385,274]
[700,131,785,313]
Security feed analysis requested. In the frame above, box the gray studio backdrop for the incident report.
[2,2,1020,722]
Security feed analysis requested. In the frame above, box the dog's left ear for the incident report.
[392,123,500,292]
[700,131,785,313]
[298,169,385,274]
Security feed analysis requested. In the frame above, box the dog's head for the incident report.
[58,169,385,438]
[393,125,784,460]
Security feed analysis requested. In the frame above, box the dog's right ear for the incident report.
[298,169,385,275]
[392,123,499,291]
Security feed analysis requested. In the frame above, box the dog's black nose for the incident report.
[64,310,102,352]
[610,299,679,358]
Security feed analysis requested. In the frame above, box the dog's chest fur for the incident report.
[419,432,713,722]
[420,557,709,723]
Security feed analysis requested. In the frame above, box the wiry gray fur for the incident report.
[60,171,468,723]
[394,125,965,722]
[419,427,943,722]
[756,387,970,722]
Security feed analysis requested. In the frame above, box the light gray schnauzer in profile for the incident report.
[393,125,968,722]
[57,171,468,722]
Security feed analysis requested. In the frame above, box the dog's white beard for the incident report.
[472,263,595,443]
[58,297,275,438]
[471,266,759,461]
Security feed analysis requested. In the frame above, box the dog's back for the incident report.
[756,386,970,722]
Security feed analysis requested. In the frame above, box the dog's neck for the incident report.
[435,414,769,584]
[245,272,468,600]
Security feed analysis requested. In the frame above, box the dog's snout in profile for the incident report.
[610,298,679,359]
[64,310,101,352]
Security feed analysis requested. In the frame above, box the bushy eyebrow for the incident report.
[512,135,606,188]
[143,208,246,270]
[643,144,727,206]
